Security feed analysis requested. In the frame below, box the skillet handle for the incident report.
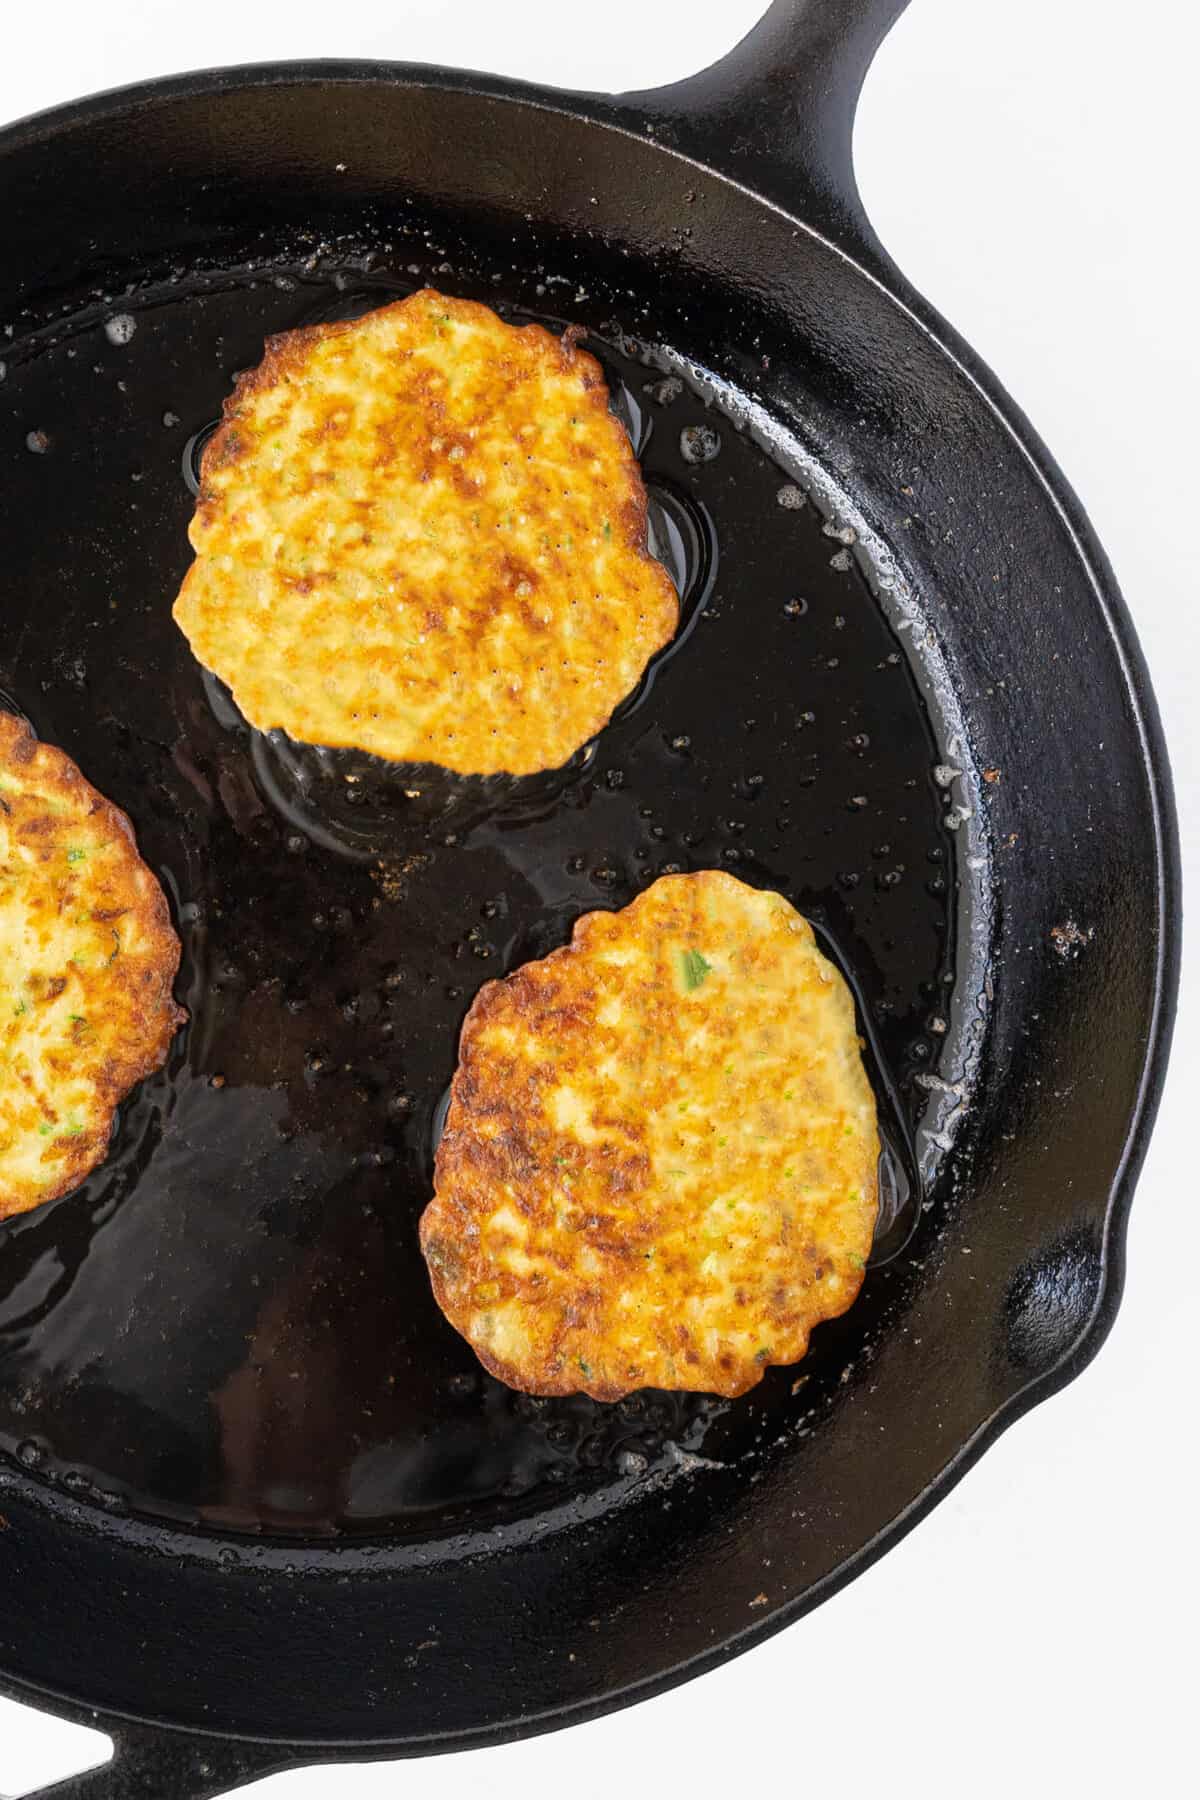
[19,1724,303,1800]
[616,0,909,251]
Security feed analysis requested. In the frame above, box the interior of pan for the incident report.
[0,71,1171,1745]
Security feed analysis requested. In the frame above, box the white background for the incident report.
[1,2,1196,1795]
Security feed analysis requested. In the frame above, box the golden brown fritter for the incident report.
[0,713,185,1220]
[173,290,678,775]
[421,872,879,1400]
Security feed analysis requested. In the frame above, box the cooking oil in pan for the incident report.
[0,261,950,1538]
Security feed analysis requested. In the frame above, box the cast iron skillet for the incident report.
[0,1,1179,1794]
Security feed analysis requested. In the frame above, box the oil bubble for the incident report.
[680,423,721,465]
[183,422,219,495]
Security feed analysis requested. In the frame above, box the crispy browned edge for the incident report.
[420,880,873,1402]
[178,289,679,680]
[0,712,187,1219]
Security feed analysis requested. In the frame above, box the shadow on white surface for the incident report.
[0,1698,109,1798]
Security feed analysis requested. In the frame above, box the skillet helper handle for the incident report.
[22,1725,302,1800]
[618,0,910,251]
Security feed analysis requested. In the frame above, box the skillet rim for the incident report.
[0,54,1181,1758]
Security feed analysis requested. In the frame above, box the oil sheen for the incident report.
[0,266,947,1538]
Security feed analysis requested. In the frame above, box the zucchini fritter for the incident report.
[0,714,185,1220]
[421,872,879,1400]
[173,290,679,775]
